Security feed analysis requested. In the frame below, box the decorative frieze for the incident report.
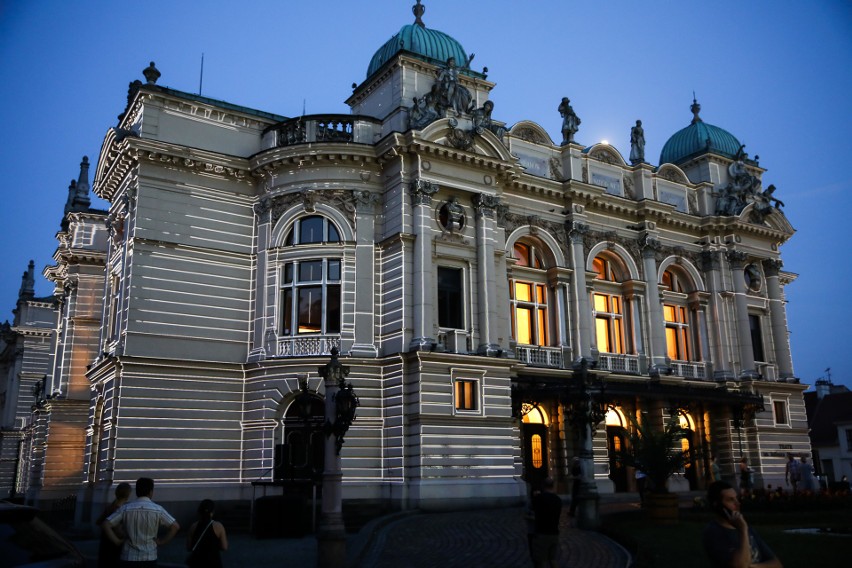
[269,189,357,227]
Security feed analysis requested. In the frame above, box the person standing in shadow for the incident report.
[186,499,228,568]
[96,482,132,568]
[531,478,563,568]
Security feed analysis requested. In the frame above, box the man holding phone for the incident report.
[703,481,782,567]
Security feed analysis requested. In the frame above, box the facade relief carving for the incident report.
[762,258,783,278]
[549,157,563,181]
[726,250,749,270]
[269,189,357,227]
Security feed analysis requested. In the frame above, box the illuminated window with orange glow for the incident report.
[661,267,699,362]
[280,216,342,336]
[510,241,550,347]
[664,304,691,361]
[594,293,624,353]
[531,434,543,468]
[454,379,478,411]
[592,254,628,354]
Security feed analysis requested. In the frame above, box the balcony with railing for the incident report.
[515,346,564,369]
[277,335,341,357]
[597,353,641,374]
[262,114,383,149]
[670,360,708,379]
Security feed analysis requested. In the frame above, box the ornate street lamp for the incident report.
[316,347,359,568]
[563,357,608,530]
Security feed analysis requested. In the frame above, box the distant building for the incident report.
[805,379,852,484]
[1,3,811,519]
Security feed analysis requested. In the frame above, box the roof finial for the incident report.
[413,1,426,27]
[690,93,702,124]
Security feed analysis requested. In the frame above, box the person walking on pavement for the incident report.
[703,480,782,567]
[96,482,132,568]
[568,457,581,517]
[531,477,563,568]
[784,453,800,494]
[103,477,180,567]
[186,499,228,568]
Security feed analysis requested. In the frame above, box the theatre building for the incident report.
[1,2,810,518]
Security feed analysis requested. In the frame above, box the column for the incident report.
[472,194,501,355]
[567,221,592,358]
[700,250,731,380]
[409,179,438,351]
[251,198,271,361]
[350,191,380,357]
[762,259,794,379]
[640,235,667,369]
[727,251,756,377]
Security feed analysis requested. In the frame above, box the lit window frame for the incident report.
[278,215,343,337]
[510,241,551,347]
[451,369,484,416]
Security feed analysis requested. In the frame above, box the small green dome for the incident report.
[367,23,470,79]
[659,100,741,165]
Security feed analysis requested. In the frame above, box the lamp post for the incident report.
[565,357,608,530]
[316,348,359,568]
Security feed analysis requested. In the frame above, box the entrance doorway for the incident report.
[522,405,550,489]
[605,407,629,492]
[276,396,325,482]
[678,411,698,490]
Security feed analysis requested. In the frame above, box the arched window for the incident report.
[661,267,698,362]
[592,254,628,354]
[279,215,342,338]
[511,240,550,346]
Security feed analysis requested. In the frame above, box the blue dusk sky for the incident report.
[1,1,850,388]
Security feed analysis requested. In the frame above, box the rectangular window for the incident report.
[846,429,852,452]
[749,314,765,362]
[454,379,478,411]
[437,267,464,329]
[280,259,341,337]
[773,400,788,426]
[594,292,625,354]
[664,304,691,361]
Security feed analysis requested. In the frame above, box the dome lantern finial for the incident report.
[690,93,702,124]
[413,1,425,27]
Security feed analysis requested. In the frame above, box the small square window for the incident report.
[773,400,788,426]
[454,379,478,412]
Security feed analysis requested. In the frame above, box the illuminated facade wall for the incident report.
[4,11,811,517]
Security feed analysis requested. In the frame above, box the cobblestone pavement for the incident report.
[357,506,630,568]
[73,501,637,568]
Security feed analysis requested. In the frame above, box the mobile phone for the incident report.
[722,507,735,520]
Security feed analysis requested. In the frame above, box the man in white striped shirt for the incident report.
[104,477,180,567]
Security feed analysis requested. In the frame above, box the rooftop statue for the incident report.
[715,145,784,221]
[558,97,581,145]
[436,55,475,115]
[629,120,645,164]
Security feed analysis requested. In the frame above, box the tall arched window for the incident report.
[279,215,342,338]
[510,241,550,346]
[661,267,698,362]
[592,254,628,354]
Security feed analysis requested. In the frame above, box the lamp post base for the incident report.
[317,512,347,568]
[575,482,601,530]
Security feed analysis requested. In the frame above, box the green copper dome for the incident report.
[659,100,742,165]
[367,23,470,79]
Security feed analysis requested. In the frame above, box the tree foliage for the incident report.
[615,413,691,494]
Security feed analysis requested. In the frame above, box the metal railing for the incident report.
[265,114,382,148]
[277,335,341,357]
[670,360,707,379]
[516,346,564,368]
[597,353,640,374]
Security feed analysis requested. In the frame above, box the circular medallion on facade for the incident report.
[438,197,465,232]
[360,171,371,181]
[422,160,431,171]
[483,174,493,185]
[744,263,762,292]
